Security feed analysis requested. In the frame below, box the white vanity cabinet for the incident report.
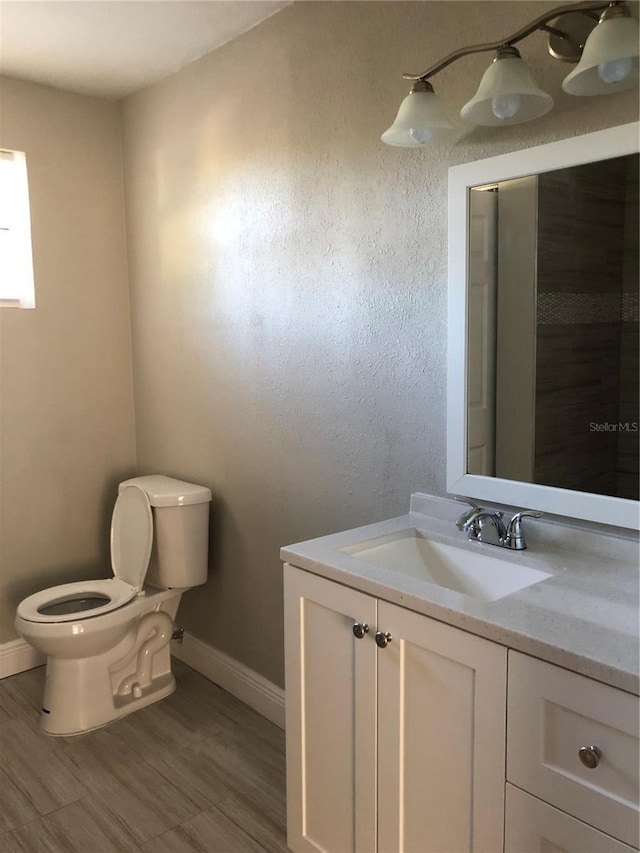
[283,563,377,853]
[283,563,507,853]
[506,651,640,851]
[504,784,637,853]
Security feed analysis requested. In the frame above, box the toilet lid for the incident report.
[110,485,153,591]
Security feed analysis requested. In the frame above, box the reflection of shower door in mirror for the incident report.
[467,190,497,476]
[495,177,537,484]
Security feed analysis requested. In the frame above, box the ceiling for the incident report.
[0,1,291,99]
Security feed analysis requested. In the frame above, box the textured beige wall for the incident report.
[0,77,136,643]
[121,1,638,686]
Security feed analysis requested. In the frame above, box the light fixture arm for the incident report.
[402,0,623,81]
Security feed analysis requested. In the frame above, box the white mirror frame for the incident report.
[447,122,640,530]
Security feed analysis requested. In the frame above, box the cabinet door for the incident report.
[377,601,507,853]
[505,783,636,853]
[284,564,377,853]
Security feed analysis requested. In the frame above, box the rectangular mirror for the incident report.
[448,123,639,530]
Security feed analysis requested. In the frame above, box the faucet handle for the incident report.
[453,495,482,515]
[454,497,484,532]
[453,496,481,509]
[505,510,543,550]
[509,509,543,523]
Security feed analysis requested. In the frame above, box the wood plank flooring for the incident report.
[0,660,288,852]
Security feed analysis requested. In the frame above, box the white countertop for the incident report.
[281,494,640,695]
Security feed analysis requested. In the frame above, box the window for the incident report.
[0,149,35,308]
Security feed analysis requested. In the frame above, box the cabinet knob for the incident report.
[578,745,601,769]
[375,631,392,648]
[352,622,369,639]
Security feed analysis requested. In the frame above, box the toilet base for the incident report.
[41,670,176,736]
[40,608,178,736]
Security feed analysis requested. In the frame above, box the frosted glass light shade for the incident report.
[460,52,554,126]
[562,14,639,96]
[381,83,455,147]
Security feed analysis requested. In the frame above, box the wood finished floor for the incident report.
[0,660,288,852]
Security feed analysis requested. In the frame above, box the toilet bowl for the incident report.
[15,475,212,736]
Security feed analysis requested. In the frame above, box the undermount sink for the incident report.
[340,529,551,602]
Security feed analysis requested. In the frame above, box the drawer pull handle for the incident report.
[352,622,369,639]
[578,745,601,769]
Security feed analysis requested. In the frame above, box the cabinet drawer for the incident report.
[505,784,636,853]
[507,651,639,848]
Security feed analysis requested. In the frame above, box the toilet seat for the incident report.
[17,485,153,624]
[16,577,141,623]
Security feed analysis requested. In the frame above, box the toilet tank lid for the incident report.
[119,475,212,507]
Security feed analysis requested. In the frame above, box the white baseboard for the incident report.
[0,639,45,680]
[171,632,285,730]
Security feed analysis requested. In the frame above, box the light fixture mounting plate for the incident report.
[547,12,598,63]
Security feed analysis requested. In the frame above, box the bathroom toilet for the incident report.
[15,475,212,736]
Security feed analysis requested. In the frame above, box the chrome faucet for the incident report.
[455,499,542,551]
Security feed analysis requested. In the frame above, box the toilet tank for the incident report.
[119,475,212,589]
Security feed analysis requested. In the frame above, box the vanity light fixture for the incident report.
[381,80,455,146]
[563,2,639,93]
[382,0,640,146]
[460,46,555,126]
